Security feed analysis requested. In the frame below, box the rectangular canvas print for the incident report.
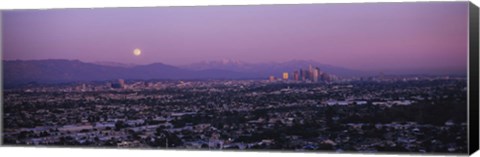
[1,1,479,155]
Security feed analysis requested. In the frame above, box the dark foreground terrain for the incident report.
[3,77,468,153]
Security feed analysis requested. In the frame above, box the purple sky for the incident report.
[2,2,469,72]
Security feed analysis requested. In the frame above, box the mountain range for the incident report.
[181,59,367,77]
[3,59,367,87]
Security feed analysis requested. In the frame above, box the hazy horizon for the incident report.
[2,2,469,74]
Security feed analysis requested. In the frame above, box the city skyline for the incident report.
[2,2,468,73]
[1,2,472,153]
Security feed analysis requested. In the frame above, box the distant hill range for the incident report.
[181,59,367,77]
[2,59,366,87]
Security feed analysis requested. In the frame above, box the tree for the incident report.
[149,127,183,148]
[115,120,127,131]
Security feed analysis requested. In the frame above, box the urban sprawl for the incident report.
[3,66,468,153]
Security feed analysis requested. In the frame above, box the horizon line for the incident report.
[2,58,468,75]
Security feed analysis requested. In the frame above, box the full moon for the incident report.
[133,48,142,56]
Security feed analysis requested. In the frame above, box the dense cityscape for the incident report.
[2,65,468,154]
[1,1,472,155]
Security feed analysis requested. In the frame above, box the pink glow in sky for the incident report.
[1,2,469,72]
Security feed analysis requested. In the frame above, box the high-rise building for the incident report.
[106,82,112,88]
[118,79,126,88]
[299,69,305,81]
[81,83,87,91]
[317,67,324,79]
[312,68,319,82]
[308,64,313,80]
[294,65,332,82]
[269,75,275,81]
[293,71,299,81]
[282,72,289,80]
[304,69,310,81]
